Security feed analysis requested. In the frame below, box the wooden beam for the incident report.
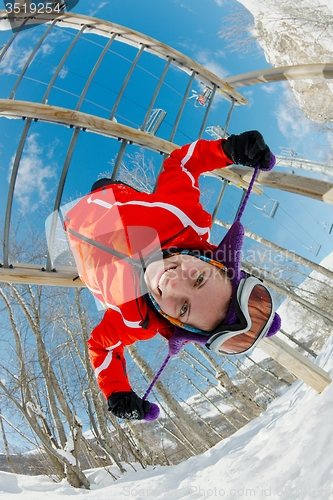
[0,99,258,193]
[224,63,333,88]
[0,10,247,105]
[205,169,263,195]
[0,263,84,287]
[230,165,333,205]
[0,99,178,154]
[260,336,331,393]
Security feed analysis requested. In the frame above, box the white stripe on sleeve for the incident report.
[94,341,122,379]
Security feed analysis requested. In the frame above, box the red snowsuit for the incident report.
[65,139,232,399]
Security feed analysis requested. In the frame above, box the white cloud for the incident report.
[214,0,225,6]
[8,133,56,213]
[40,43,54,57]
[0,43,31,75]
[262,84,276,94]
[58,67,68,79]
[196,50,229,80]
[46,29,71,45]
[274,85,333,161]
[179,3,197,14]
[275,87,311,142]
[187,50,230,108]
[88,1,108,17]
[243,89,254,108]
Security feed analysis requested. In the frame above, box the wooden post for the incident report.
[0,263,84,287]
[230,166,333,205]
[259,336,331,393]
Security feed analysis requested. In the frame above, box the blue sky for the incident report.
[0,0,333,273]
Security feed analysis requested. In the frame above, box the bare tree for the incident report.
[0,410,17,473]
[127,345,217,454]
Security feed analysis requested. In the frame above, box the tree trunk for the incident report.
[127,345,216,453]
[0,411,17,473]
[194,344,263,420]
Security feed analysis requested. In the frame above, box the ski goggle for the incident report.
[206,276,274,355]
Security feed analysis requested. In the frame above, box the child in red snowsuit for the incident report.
[65,131,275,421]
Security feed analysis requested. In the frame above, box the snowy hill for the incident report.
[0,333,332,499]
[236,0,333,123]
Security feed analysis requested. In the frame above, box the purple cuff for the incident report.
[262,152,276,171]
[265,313,281,337]
[168,327,209,356]
[143,403,160,421]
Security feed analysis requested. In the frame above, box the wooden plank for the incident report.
[231,166,333,205]
[0,99,177,154]
[224,63,333,88]
[260,336,331,393]
[0,263,84,287]
[0,10,247,105]
[0,100,260,193]
[205,169,263,195]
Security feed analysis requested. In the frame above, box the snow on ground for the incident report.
[1,333,333,499]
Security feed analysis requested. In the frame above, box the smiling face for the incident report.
[144,254,232,332]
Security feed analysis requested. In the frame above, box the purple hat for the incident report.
[213,221,245,326]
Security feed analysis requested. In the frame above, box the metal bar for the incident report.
[169,70,196,143]
[0,16,31,64]
[205,100,234,223]
[42,24,87,103]
[198,84,216,139]
[0,11,247,104]
[275,155,333,178]
[109,44,145,121]
[3,26,86,268]
[45,35,118,270]
[153,153,167,193]
[3,25,86,268]
[3,119,31,267]
[211,179,227,224]
[111,139,128,181]
[223,98,235,136]
[10,20,58,99]
[76,33,116,110]
[140,57,172,131]
[45,128,80,271]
